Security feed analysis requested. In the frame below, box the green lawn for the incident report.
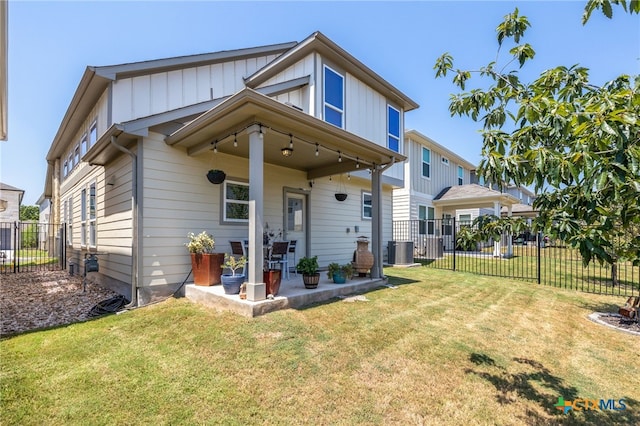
[1,267,638,425]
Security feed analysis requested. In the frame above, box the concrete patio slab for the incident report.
[185,274,388,317]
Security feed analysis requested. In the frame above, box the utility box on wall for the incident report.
[388,241,414,265]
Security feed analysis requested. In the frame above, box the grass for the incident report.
[1,267,638,425]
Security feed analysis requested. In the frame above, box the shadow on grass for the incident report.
[466,353,639,425]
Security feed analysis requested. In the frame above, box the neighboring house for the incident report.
[0,182,24,252]
[36,193,56,251]
[43,31,418,305]
[392,130,521,252]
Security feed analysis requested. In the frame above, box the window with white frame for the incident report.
[74,144,80,166]
[89,121,97,147]
[458,166,464,185]
[422,147,431,178]
[387,105,400,153]
[323,65,344,128]
[459,214,472,226]
[362,191,372,219]
[63,161,68,178]
[67,196,73,245]
[223,180,249,222]
[81,134,89,156]
[68,153,74,172]
[80,188,87,246]
[89,183,96,246]
[441,157,450,166]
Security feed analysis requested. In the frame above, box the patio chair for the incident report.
[229,240,247,276]
[619,296,640,320]
[287,240,297,277]
[266,241,290,280]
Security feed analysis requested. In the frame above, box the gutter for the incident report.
[110,134,139,308]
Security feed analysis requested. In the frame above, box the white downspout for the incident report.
[110,134,139,308]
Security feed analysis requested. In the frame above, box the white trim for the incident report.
[323,64,344,128]
[421,146,431,180]
[361,190,372,220]
[387,104,401,154]
[222,179,250,223]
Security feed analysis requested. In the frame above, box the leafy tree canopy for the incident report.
[19,205,39,221]
[434,0,640,266]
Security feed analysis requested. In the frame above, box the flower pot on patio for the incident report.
[263,269,282,296]
[221,274,245,294]
[302,273,320,289]
[191,253,224,286]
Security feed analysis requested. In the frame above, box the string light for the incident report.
[233,133,238,147]
[347,172,351,180]
[315,143,319,156]
[356,157,360,168]
[259,125,263,139]
[338,151,342,163]
[289,134,293,149]
[213,140,218,153]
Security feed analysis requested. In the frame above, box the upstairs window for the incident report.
[89,121,98,147]
[63,161,68,178]
[74,144,80,167]
[422,147,431,179]
[67,196,73,245]
[458,166,464,185]
[323,65,344,128]
[223,180,249,222]
[387,105,400,153]
[81,134,89,156]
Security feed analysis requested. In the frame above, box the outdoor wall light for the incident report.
[281,147,293,157]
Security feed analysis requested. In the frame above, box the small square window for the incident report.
[362,192,372,220]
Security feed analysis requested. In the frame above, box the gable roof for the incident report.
[405,129,476,170]
[244,31,419,112]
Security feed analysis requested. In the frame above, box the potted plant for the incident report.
[263,267,282,296]
[185,231,224,286]
[327,262,353,284]
[206,169,226,184]
[296,255,320,289]
[221,254,246,294]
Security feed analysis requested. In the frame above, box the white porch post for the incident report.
[493,201,502,257]
[246,125,265,301]
[505,204,513,258]
[371,165,382,279]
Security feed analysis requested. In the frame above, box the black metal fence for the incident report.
[392,219,640,297]
[0,222,66,273]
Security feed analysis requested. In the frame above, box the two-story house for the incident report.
[43,31,418,305]
[0,182,24,254]
[392,129,519,253]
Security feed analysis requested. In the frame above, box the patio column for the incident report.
[505,204,513,258]
[371,165,382,279]
[246,125,266,301]
[493,201,501,257]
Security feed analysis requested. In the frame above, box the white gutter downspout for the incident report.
[110,134,139,308]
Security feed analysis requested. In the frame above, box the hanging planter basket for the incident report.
[206,169,226,184]
[334,193,348,202]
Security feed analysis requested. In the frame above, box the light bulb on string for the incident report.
[315,143,319,156]
[356,157,360,168]
[338,151,342,163]
[233,133,238,147]
[289,134,293,149]
[213,140,218,153]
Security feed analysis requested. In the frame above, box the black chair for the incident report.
[229,240,247,276]
[287,240,297,277]
[266,241,290,280]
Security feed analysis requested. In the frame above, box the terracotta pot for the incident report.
[191,253,224,286]
[353,238,374,276]
[263,269,282,296]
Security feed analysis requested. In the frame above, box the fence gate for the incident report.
[393,219,640,297]
[0,222,66,274]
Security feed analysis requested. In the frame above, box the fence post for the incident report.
[537,231,542,285]
[13,221,17,273]
[452,218,456,272]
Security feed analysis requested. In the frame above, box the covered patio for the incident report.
[166,88,406,302]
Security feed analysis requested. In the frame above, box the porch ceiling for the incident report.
[165,88,406,179]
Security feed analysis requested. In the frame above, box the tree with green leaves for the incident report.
[19,205,39,221]
[434,1,640,273]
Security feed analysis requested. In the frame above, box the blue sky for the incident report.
[1,1,638,205]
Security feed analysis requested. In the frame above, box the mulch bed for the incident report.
[590,312,640,335]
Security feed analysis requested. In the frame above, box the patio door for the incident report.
[284,191,307,267]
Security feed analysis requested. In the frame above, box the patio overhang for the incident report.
[165,88,406,179]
